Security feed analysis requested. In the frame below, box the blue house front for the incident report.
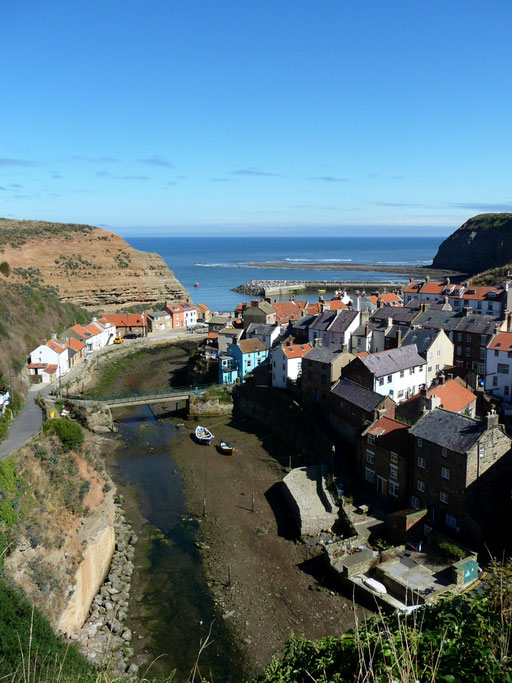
[219,338,269,384]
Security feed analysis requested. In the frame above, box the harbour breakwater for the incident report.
[234,279,405,297]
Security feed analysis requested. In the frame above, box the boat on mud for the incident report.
[195,425,213,444]
[218,440,235,455]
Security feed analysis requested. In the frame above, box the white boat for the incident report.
[363,577,387,594]
[195,425,213,445]
[218,440,235,455]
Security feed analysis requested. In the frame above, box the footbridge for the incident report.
[61,384,219,409]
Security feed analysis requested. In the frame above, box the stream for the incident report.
[109,405,245,681]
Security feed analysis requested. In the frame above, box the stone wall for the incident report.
[57,490,116,634]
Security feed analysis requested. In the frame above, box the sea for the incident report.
[124,235,444,312]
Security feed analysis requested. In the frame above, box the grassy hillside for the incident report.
[0,276,90,382]
[0,217,94,249]
[470,262,512,286]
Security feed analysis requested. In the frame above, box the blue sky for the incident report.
[2,1,512,236]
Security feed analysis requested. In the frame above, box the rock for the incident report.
[121,628,132,641]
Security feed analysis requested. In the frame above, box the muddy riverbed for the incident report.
[100,342,366,679]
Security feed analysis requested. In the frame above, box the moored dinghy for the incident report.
[218,440,235,455]
[195,425,214,445]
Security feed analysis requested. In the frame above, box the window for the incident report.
[388,481,399,497]
[509,351,512,359]
[456,346,462,355]
[441,467,451,480]
[441,447,447,458]
[479,446,485,458]
[495,350,499,357]
[400,370,404,378]
[366,449,375,464]
[493,376,498,387]
[465,348,470,357]
[397,390,404,398]
[379,378,384,387]
[506,385,510,394]
[436,349,441,357]
[446,513,457,529]
[428,352,432,360]
[417,438,423,448]
[390,451,398,463]
[411,495,421,509]
[466,334,471,342]
[387,375,392,383]
[428,366,432,373]
[457,333,462,341]
[418,456,426,469]
[417,480,425,492]
[498,363,509,374]
[435,364,440,371]
[367,434,375,444]
[365,468,375,483]
[390,464,398,480]
[481,335,487,347]
[440,491,449,504]
[409,368,414,375]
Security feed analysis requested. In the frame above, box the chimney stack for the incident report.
[396,328,402,346]
[486,409,499,430]
[426,275,430,282]
[377,297,383,309]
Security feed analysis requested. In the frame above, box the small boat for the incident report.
[218,440,235,455]
[317,289,326,294]
[195,425,213,444]
[194,282,200,288]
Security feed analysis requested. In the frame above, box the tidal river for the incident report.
[107,405,245,681]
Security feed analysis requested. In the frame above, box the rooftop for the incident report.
[410,408,486,453]
[360,344,426,377]
[331,377,387,412]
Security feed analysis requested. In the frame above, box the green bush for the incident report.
[0,262,10,277]
[45,419,83,452]
[439,540,467,561]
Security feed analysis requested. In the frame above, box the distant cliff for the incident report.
[432,213,512,273]
[0,218,188,311]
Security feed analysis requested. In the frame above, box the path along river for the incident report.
[107,404,245,681]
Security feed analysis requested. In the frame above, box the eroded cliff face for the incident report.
[0,219,188,311]
[432,213,512,273]
[4,432,117,634]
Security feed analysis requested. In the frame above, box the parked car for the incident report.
[114,337,124,344]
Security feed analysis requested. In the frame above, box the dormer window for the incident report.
[367,434,375,445]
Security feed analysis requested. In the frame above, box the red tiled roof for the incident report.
[46,339,67,354]
[327,299,349,310]
[207,332,219,340]
[71,324,90,338]
[428,380,477,413]
[461,286,502,301]
[101,314,146,327]
[67,338,85,352]
[355,351,370,357]
[366,416,409,452]
[283,343,312,359]
[367,293,403,306]
[29,363,47,369]
[488,331,512,352]
[420,282,445,295]
[42,364,58,375]
[198,303,209,311]
[272,301,306,323]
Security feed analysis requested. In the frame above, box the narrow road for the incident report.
[0,331,206,461]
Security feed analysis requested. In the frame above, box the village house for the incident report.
[397,376,477,423]
[65,336,86,367]
[342,345,427,403]
[29,337,70,380]
[409,408,512,540]
[208,314,232,333]
[100,313,145,337]
[329,377,396,445]
[271,342,312,389]
[245,322,282,349]
[400,327,454,386]
[164,302,197,329]
[146,310,172,333]
[242,300,277,329]
[217,325,244,354]
[485,330,512,403]
[404,277,512,317]
[196,302,211,321]
[301,347,354,409]
[358,416,410,504]
[271,300,307,324]
[219,337,270,384]
[366,292,403,309]
[307,310,360,350]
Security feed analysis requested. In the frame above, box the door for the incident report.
[377,476,387,495]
